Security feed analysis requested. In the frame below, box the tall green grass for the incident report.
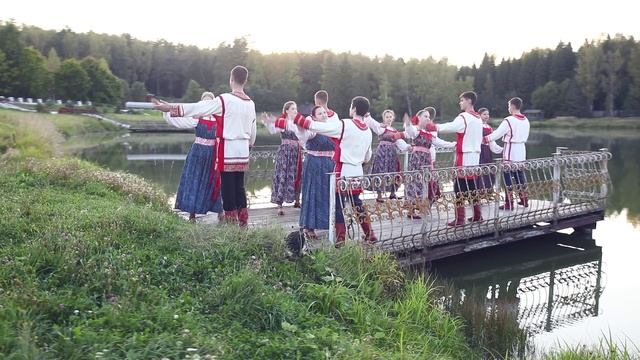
[0,158,474,359]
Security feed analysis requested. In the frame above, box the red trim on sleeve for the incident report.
[274,117,287,129]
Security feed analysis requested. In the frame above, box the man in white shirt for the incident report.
[485,97,531,209]
[153,65,257,227]
[425,91,483,226]
[294,96,375,247]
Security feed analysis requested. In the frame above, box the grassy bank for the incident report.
[0,157,473,359]
[108,110,164,122]
[0,110,474,358]
[0,109,122,159]
[488,116,640,130]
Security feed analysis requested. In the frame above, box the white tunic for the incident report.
[308,117,372,178]
[436,112,483,167]
[168,93,257,171]
[486,114,530,161]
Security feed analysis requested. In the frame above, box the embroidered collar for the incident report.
[230,91,251,101]
[351,118,369,130]
[465,110,480,118]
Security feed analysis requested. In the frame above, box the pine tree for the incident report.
[575,41,603,113]
[47,48,61,72]
[181,80,205,102]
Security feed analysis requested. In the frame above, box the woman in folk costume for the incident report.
[263,101,303,215]
[161,91,223,222]
[294,106,336,240]
[476,108,503,191]
[395,109,456,219]
[368,109,411,202]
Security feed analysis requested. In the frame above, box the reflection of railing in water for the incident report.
[330,148,611,260]
[434,232,604,338]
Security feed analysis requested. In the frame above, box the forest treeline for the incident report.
[1,21,639,119]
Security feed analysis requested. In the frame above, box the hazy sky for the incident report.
[3,0,638,66]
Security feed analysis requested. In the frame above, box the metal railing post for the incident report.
[552,151,562,224]
[494,159,503,237]
[598,148,609,199]
[403,151,409,172]
[329,172,336,245]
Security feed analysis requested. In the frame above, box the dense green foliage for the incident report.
[2,21,640,118]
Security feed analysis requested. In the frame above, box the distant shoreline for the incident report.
[488,116,640,129]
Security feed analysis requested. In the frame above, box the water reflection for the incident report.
[430,232,603,358]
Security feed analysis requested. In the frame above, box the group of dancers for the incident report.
[153,65,530,248]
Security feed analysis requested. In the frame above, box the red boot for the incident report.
[334,223,347,248]
[223,210,238,224]
[448,207,466,226]
[468,204,483,222]
[238,208,249,228]
[499,191,515,210]
[360,221,377,243]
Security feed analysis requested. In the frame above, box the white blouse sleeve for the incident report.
[170,98,223,119]
[395,139,411,152]
[364,115,386,135]
[489,141,503,154]
[162,112,198,129]
[404,124,419,140]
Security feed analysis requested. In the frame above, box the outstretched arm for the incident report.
[261,112,282,135]
[364,114,386,135]
[434,115,465,134]
[294,114,344,138]
[431,136,456,148]
[153,97,222,118]
[486,120,510,142]
[489,140,503,154]
[395,139,411,152]
[162,112,198,128]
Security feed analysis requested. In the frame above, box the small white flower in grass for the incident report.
[73,310,79,315]
[186,348,198,352]
[173,314,179,319]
